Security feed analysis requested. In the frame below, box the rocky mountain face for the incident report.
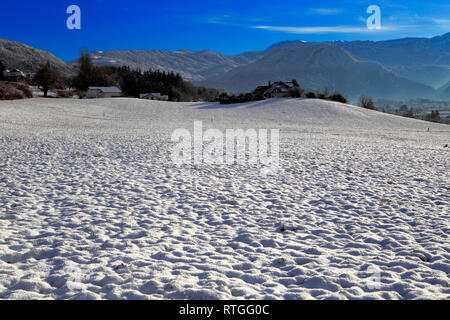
[0,39,73,75]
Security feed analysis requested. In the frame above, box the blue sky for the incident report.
[1,0,449,62]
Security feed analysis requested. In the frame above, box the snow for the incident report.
[0,97,449,300]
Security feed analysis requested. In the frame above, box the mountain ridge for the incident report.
[0,38,73,75]
[65,32,449,97]
[67,48,265,82]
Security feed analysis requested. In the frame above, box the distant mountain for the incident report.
[331,33,450,88]
[0,39,72,75]
[68,49,265,82]
[2,33,448,101]
[438,80,450,99]
[199,42,437,101]
[263,34,450,89]
[265,40,308,51]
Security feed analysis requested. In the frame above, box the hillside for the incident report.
[0,39,72,75]
[0,97,448,299]
[199,42,437,100]
[67,49,265,82]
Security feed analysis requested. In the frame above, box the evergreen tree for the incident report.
[103,65,214,101]
[0,61,6,81]
[73,49,95,91]
[72,49,117,91]
[425,110,441,122]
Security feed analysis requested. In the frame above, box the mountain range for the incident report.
[0,39,72,75]
[198,42,438,101]
[69,49,265,83]
[1,33,449,101]
[333,33,450,89]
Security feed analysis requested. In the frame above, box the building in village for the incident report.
[86,86,122,98]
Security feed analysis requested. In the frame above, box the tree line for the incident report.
[3,49,222,101]
[64,49,222,101]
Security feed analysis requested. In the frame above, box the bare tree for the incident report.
[359,96,376,110]
[35,62,63,97]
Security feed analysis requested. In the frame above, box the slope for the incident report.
[0,39,72,75]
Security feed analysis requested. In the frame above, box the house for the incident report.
[253,81,297,98]
[140,93,169,101]
[87,86,122,98]
[3,69,26,81]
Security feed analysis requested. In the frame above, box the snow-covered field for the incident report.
[0,97,448,300]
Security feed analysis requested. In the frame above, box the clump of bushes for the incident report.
[218,81,350,105]
[287,86,306,98]
[219,92,264,104]
[304,90,348,103]
[316,88,330,100]
[0,82,32,100]
[328,93,348,104]
[359,96,376,110]
[305,92,316,99]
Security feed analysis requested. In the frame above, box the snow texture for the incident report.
[0,97,449,300]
